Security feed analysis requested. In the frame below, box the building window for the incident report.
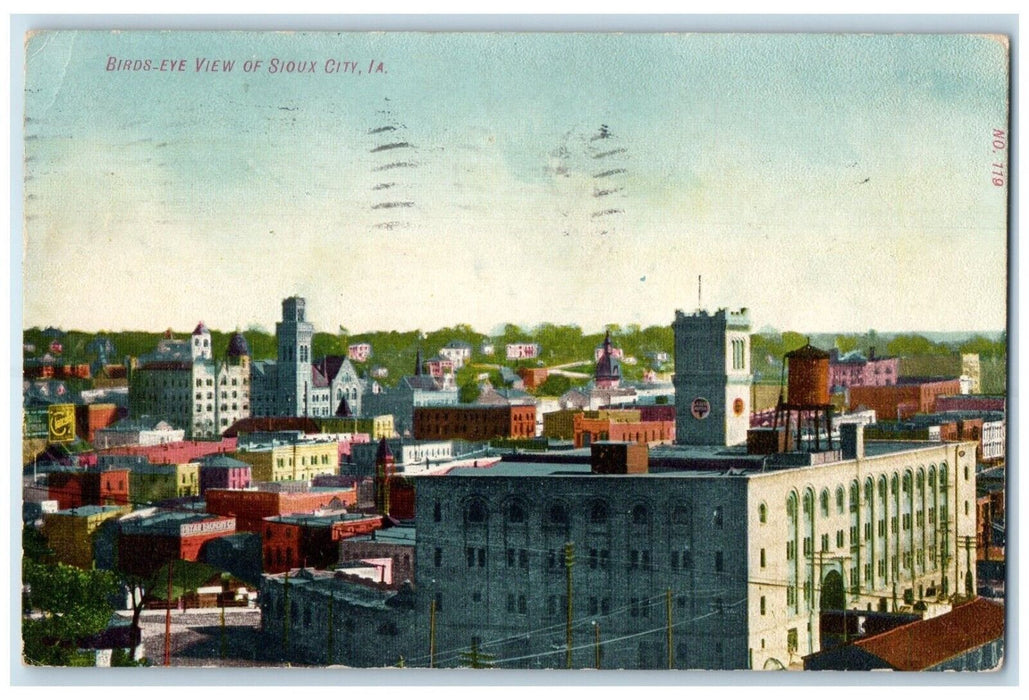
[760,549,766,568]
[820,489,830,517]
[713,505,723,528]
[836,487,845,514]
[506,500,526,524]
[548,502,569,526]
[588,500,609,525]
[758,502,767,524]
[715,551,724,572]
[434,547,442,567]
[632,504,649,525]
[760,596,766,615]
[466,499,488,524]
[672,503,690,524]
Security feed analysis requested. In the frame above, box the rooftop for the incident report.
[264,513,381,527]
[347,525,417,545]
[854,598,1004,671]
[50,505,126,518]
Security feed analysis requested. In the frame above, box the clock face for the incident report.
[733,398,745,416]
[691,397,711,420]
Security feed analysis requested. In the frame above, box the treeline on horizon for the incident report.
[24,324,1007,395]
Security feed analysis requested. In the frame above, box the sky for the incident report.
[20,31,1010,335]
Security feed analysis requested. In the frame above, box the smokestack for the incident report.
[840,423,864,460]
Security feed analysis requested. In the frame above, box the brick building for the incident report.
[413,404,537,441]
[848,378,962,421]
[204,486,357,532]
[261,513,383,573]
[117,511,236,578]
[47,467,130,510]
[572,409,674,448]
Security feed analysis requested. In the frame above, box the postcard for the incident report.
[19,28,1009,675]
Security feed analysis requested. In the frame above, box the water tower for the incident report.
[774,342,834,452]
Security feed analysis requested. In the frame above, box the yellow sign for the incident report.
[47,404,76,443]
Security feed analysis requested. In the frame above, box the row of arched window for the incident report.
[458,497,720,529]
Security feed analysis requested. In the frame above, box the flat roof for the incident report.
[440,440,973,480]
[264,513,380,527]
[345,526,416,544]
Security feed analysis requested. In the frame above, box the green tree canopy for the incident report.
[22,560,119,666]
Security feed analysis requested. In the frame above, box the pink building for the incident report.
[829,348,899,390]
[347,343,372,362]
[99,437,238,465]
[198,454,252,494]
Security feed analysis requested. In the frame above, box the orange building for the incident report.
[517,367,549,390]
[76,403,122,442]
[205,486,357,532]
[572,410,674,448]
[412,404,537,441]
[849,379,961,421]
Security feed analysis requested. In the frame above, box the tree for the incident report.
[22,560,118,666]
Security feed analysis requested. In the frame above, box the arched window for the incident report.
[758,502,767,524]
[631,504,649,525]
[548,502,569,526]
[466,498,488,524]
[588,500,609,524]
[849,481,859,512]
[506,500,526,524]
[672,503,690,525]
[820,489,830,517]
[786,494,797,518]
[836,486,845,514]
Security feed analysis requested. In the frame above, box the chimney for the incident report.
[840,423,864,460]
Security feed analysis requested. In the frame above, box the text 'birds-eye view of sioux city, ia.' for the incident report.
[18,30,1008,673]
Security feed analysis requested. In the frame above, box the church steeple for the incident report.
[594,329,621,388]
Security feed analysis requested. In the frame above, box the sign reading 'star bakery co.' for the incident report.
[19,25,1009,674]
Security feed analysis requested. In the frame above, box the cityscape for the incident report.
[20,296,1007,670]
[18,30,1008,675]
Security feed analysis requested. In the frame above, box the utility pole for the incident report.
[565,541,575,669]
[282,571,290,658]
[164,560,173,666]
[666,588,673,669]
[327,592,334,665]
[593,621,601,670]
[428,597,437,668]
[219,575,227,660]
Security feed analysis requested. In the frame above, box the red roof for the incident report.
[98,438,237,464]
[855,598,1004,671]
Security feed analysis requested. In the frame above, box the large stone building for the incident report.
[129,323,251,438]
[673,308,752,447]
[414,433,978,670]
[250,297,367,419]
